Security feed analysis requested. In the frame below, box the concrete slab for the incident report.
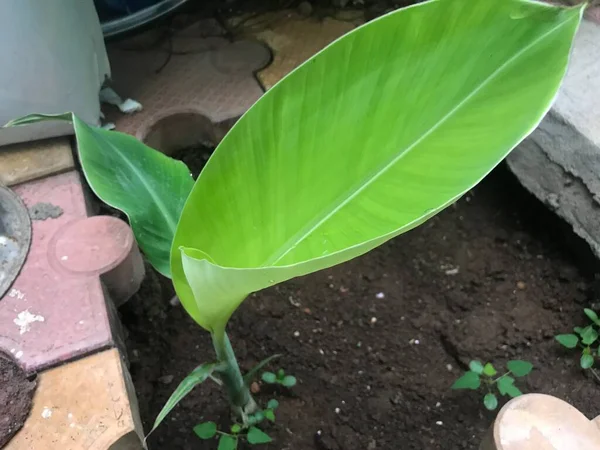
[6,348,144,450]
[507,19,600,259]
[0,172,114,373]
[232,10,359,89]
[104,20,270,152]
[0,137,74,187]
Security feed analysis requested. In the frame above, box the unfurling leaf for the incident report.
[194,422,217,439]
[507,360,533,377]
[555,334,579,349]
[247,427,272,444]
[483,363,497,377]
[483,393,498,411]
[451,371,481,390]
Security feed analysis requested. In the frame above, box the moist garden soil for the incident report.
[0,353,35,447]
[121,149,600,450]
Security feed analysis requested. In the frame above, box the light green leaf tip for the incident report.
[469,361,484,375]
[171,0,585,332]
[483,363,497,377]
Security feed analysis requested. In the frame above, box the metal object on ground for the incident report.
[102,0,189,39]
[0,185,31,298]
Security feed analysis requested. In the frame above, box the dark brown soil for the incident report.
[121,158,599,450]
[0,354,35,447]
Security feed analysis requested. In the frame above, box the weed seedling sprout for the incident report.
[261,368,297,388]
[193,399,279,448]
[451,360,533,410]
[555,308,600,382]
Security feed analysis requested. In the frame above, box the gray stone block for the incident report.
[508,20,600,258]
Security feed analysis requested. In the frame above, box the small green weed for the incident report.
[261,368,297,388]
[194,399,280,449]
[555,308,600,381]
[451,360,533,410]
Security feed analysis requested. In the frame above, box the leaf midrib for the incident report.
[263,15,574,267]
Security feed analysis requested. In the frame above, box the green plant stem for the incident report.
[212,330,258,421]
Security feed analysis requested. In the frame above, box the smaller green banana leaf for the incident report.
[5,113,194,277]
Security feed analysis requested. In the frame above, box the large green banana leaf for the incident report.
[5,113,194,277]
[173,0,584,333]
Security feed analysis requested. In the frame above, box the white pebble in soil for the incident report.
[334,408,340,414]
[293,331,300,337]
[375,292,385,299]
[436,421,443,426]
[41,407,53,419]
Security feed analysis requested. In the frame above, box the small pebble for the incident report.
[376,292,385,299]
[446,364,453,371]
[158,375,174,385]
[293,331,300,337]
[445,267,459,275]
[370,317,377,324]
[169,296,180,306]
[250,382,260,394]
[303,307,312,315]
[41,407,52,419]
[335,407,340,414]
[319,349,325,355]
[436,421,443,426]
[435,402,441,408]
[517,281,526,290]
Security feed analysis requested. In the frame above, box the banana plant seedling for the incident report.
[555,308,600,381]
[5,0,584,446]
[452,360,533,411]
